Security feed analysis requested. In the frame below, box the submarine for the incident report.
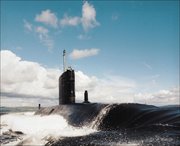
[36,50,107,127]
[35,50,180,131]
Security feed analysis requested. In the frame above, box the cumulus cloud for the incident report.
[59,1,99,31]
[24,1,99,49]
[1,50,136,106]
[35,9,58,28]
[23,19,54,51]
[35,26,54,51]
[60,14,81,27]
[134,87,179,105]
[81,1,99,31]
[82,74,137,103]
[1,50,178,107]
[35,26,49,35]
[70,48,99,60]
[1,50,59,99]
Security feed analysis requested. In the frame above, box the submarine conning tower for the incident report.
[59,50,75,104]
[59,50,90,105]
[59,68,75,104]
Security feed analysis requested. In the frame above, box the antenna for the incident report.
[63,50,66,72]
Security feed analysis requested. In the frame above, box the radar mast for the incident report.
[63,50,66,72]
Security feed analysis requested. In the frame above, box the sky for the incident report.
[1,0,179,106]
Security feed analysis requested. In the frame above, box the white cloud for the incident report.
[134,87,179,105]
[35,9,58,28]
[85,74,137,103]
[1,50,136,106]
[1,50,60,99]
[58,1,99,31]
[24,1,99,49]
[81,1,100,31]
[75,71,98,92]
[1,50,178,107]
[60,14,81,27]
[35,26,54,51]
[35,26,49,35]
[23,18,54,51]
[24,20,33,31]
[70,48,99,60]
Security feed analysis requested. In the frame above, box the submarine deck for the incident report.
[35,103,107,126]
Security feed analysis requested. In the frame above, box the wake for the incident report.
[0,112,96,145]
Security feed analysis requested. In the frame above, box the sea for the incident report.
[0,104,180,146]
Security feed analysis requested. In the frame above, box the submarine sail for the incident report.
[59,50,75,104]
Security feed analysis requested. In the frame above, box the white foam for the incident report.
[1,112,97,145]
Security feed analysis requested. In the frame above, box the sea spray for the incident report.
[0,112,97,145]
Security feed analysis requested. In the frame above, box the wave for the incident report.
[0,112,96,145]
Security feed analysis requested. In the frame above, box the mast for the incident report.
[63,50,66,72]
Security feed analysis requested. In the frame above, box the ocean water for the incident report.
[0,107,38,115]
[0,105,180,146]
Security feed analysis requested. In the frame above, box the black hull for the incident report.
[35,103,180,131]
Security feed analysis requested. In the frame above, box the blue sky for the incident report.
[1,0,179,106]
